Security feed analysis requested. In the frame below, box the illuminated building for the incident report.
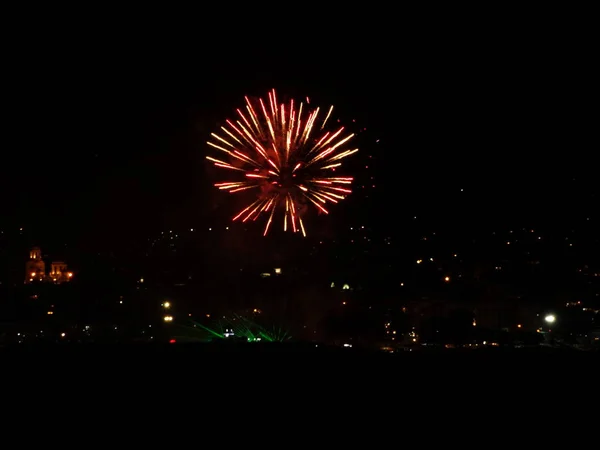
[24,247,73,284]
[25,247,46,282]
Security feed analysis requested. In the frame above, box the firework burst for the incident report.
[206,89,358,236]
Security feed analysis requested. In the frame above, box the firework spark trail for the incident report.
[207,89,359,236]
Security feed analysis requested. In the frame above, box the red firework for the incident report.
[207,89,358,236]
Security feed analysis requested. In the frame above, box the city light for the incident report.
[544,314,556,324]
[163,315,173,322]
[163,301,171,309]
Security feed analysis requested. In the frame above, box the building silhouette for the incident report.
[25,247,72,284]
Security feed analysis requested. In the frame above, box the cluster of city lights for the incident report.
[162,301,173,322]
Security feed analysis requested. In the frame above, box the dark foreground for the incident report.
[2,341,595,351]
[4,343,594,403]
[2,341,595,361]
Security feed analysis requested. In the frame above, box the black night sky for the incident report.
[2,20,596,254]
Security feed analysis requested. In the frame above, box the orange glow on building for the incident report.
[24,247,73,284]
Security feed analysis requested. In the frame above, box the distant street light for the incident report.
[163,301,171,309]
[163,315,173,322]
[544,314,556,324]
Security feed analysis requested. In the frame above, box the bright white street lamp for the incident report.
[544,314,556,324]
